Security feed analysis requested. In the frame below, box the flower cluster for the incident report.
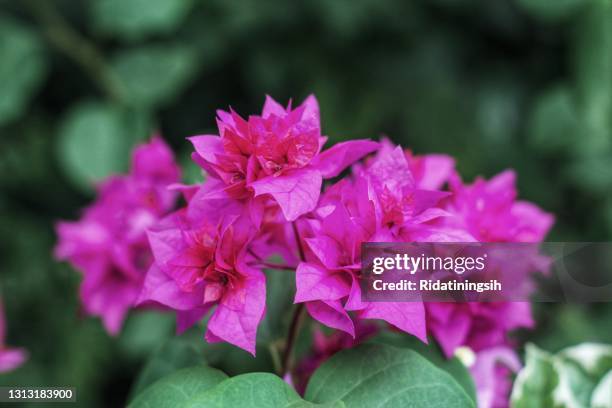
[55,95,553,407]
[55,137,180,334]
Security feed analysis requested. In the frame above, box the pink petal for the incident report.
[304,236,343,269]
[0,348,28,373]
[298,94,320,129]
[502,302,534,330]
[312,140,379,179]
[305,300,355,337]
[415,154,455,190]
[131,136,180,183]
[295,262,351,303]
[512,201,555,242]
[176,307,211,334]
[359,302,427,343]
[188,135,224,164]
[250,168,322,221]
[428,304,472,357]
[147,229,186,270]
[137,265,204,311]
[206,270,266,355]
[262,95,287,118]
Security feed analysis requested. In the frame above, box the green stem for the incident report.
[280,221,308,377]
[280,303,305,377]
[24,0,125,102]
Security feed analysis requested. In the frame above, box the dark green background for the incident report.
[1,0,612,406]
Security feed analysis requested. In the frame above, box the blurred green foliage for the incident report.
[1,0,612,406]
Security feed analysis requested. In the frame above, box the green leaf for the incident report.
[528,85,581,153]
[512,343,612,408]
[559,343,612,379]
[591,370,612,408]
[553,343,612,407]
[305,343,475,408]
[56,101,149,191]
[128,366,227,408]
[553,358,597,408]
[516,0,585,22]
[112,45,199,109]
[0,14,47,125]
[129,337,209,399]
[92,0,194,40]
[185,373,304,408]
[369,331,477,402]
[511,344,559,408]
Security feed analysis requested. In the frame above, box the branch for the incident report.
[24,0,125,102]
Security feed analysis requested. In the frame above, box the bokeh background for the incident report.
[1,0,612,406]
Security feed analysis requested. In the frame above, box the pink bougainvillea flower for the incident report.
[55,137,180,335]
[442,170,554,243]
[138,187,265,355]
[468,346,521,408]
[189,95,378,222]
[0,299,27,373]
[293,141,459,342]
[426,170,554,357]
[355,139,472,242]
[426,302,533,358]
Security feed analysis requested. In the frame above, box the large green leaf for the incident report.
[511,344,559,408]
[0,14,47,125]
[512,343,612,408]
[56,101,149,190]
[112,45,199,109]
[560,343,612,379]
[369,331,477,402]
[128,366,227,408]
[129,336,208,399]
[305,343,475,408]
[92,0,194,40]
[185,373,307,408]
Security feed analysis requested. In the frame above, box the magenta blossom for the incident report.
[138,185,265,355]
[0,299,27,373]
[442,170,554,243]
[55,137,180,334]
[189,95,378,222]
[468,346,521,408]
[293,141,461,342]
[426,302,532,358]
[357,139,471,242]
[426,170,553,357]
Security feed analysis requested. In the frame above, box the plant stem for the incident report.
[280,221,308,377]
[292,221,306,261]
[24,0,125,102]
[280,303,305,377]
